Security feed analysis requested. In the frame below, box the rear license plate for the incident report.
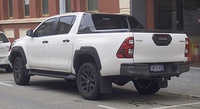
[150,64,165,72]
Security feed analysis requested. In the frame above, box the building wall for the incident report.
[1,0,199,64]
[29,0,42,18]
[119,0,130,14]
[2,23,39,42]
[146,0,155,29]
[0,0,9,20]
[99,0,119,13]
[131,0,146,27]
[0,0,120,42]
[13,0,24,19]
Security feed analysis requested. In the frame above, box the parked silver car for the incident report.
[0,31,12,72]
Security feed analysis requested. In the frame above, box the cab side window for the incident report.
[80,15,86,27]
[55,16,76,34]
[34,18,56,37]
[0,33,9,43]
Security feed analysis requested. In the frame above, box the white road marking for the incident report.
[0,82,13,87]
[97,105,117,109]
[151,102,200,109]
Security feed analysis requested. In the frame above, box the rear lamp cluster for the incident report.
[117,37,134,58]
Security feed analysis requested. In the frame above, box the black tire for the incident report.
[5,65,13,73]
[77,62,101,100]
[13,57,30,85]
[133,79,160,94]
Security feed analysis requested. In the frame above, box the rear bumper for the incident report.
[120,62,190,79]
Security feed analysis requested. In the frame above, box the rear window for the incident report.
[0,33,9,43]
[92,14,144,30]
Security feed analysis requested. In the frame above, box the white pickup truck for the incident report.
[9,12,190,100]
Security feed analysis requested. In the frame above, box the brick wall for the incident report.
[0,0,9,20]
[0,0,120,41]
[1,23,39,42]
[13,0,23,19]
[29,0,42,18]
[146,0,155,29]
[48,0,59,16]
[99,0,119,13]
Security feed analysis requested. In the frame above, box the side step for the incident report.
[28,69,76,80]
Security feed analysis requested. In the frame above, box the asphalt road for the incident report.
[0,68,200,109]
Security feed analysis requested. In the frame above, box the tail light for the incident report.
[117,37,134,58]
[185,38,190,58]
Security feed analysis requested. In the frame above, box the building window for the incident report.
[66,0,71,12]
[59,0,71,14]
[184,0,200,10]
[42,0,49,15]
[9,0,13,17]
[155,0,176,30]
[87,0,98,11]
[19,28,30,37]
[24,0,30,16]
[4,29,14,38]
[182,0,200,64]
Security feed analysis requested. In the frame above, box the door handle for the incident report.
[42,40,48,43]
[63,39,70,43]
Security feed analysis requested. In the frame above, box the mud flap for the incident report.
[99,75,112,94]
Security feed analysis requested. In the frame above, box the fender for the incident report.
[73,47,101,72]
[9,46,27,66]
[73,47,112,94]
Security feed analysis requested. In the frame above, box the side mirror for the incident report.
[26,30,33,37]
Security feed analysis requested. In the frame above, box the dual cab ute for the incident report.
[9,12,190,100]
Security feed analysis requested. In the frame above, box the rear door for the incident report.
[133,32,187,63]
[49,15,76,71]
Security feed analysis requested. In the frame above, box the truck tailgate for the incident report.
[133,32,188,63]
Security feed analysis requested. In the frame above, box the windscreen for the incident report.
[92,14,145,30]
